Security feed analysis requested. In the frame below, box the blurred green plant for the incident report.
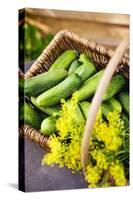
[19,23,54,62]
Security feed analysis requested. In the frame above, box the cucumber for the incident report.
[68,60,82,74]
[25,69,68,96]
[77,70,126,102]
[36,73,82,107]
[77,70,104,101]
[103,75,126,101]
[40,116,57,135]
[79,98,121,120]
[102,98,122,118]
[50,50,77,70]
[40,100,85,135]
[79,53,93,64]
[20,102,42,129]
[75,63,96,81]
[79,101,101,119]
[31,96,60,116]
[66,100,85,124]
[118,92,129,114]
[79,101,91,119]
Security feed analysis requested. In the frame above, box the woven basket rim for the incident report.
[25,29,129,79]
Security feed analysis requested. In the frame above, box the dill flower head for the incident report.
[109,162,127,186]
[56,92,85,140]
[91,149,108,170]
[42,135,66,167]
[86,164,102,185]
[94,111,124,151]
[43,92,85,171]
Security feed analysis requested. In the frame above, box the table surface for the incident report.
[20,62,88,192]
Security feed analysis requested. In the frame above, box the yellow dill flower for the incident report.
[89,183,97,188]
[97,127,122,151]
[109,162,127,186]
[91,149,108,170]
[43,92,85,172]
[42,135,65,167]
[94,111,123,151]
[64,140,82,171]
[107,111,124,132]
[56,92,84,140]
[86,164,102,184]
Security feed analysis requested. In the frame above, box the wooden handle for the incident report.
[81,38,129,175]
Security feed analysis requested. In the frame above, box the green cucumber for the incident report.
[25,69,68,96]
[77,70,126,102]
[79,53,93,64]
[20,102,42,129]
[75,63,96,81]
[118,92,129,114]
[79,101,101,119]
[40,116,57,135]
[79,98,121,120]
[40,100,85,135]
[31,96,60,116]
[77,70,104,101]
[36,73,82,107]
[50,50,77,70]
[68,60,82,74]
[103,75,126,101]
[79,101,91,119]
[102,98,122,118]
[66,100,85,124]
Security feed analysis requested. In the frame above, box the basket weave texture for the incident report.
[20,29,129,151]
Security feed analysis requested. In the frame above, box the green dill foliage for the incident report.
[42,93,129,187]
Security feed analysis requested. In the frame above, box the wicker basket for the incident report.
[19,29,129,152]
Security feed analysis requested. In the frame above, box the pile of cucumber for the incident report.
[19,50,129,135]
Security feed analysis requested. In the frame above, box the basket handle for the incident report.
[81,38,129,175]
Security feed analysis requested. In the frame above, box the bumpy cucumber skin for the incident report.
[77,70,104,101]
[75,63,96,81]
[118,92,129,114]
[102,98,122,118]
[21,102,42,129]
[25,69,68,96]
[40,116,57,135]
[36,73,82,107]
[50,50,77,70]
[31,96,60,116]
[103,75,126,101]
[68,60,82,74]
